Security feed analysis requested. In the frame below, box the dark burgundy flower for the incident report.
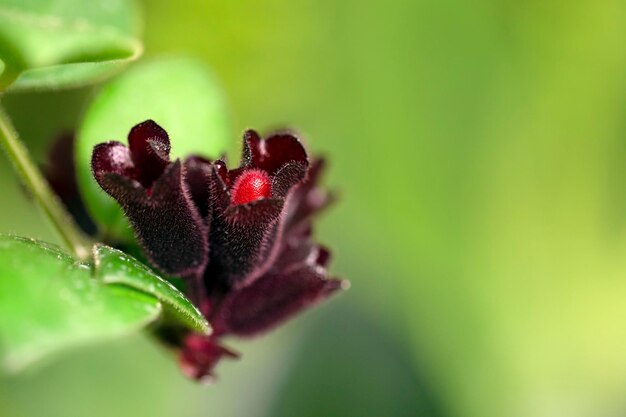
[88,120,347,380]
[179,334,239,382]
[91,121,208,278]
[43,133,98,236]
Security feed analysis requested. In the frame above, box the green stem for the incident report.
[0,103,93,260]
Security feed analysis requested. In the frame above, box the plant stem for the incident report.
[0,103,93,260]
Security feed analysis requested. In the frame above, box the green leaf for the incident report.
[76,56,231,241]
[0,235,160,372]
[93,244,210,335]
[0,0,142,92]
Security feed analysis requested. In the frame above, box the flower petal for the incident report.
[205,198,283,288]
[92,141,136,180]
[184,156,212,220]
[239,130,308,175]
[143,160,209,276]
[212,264,345,336]
[271,162,308,198]
[271,240,331,273]
[283,158,335,234]
[240,129,262,168]
[179,334,239,381]
[259,132,308,175]
[128,120,171,188]
[97,160,209,277]
[209,162,231,213]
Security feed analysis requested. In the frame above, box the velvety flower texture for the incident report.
[89,120,346,380]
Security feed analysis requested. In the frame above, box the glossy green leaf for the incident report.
[0,0,142,91]
[0,235,160,372]
[76,56,231,240]
[93,244,210,335]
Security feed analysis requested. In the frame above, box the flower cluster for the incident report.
[82,120,346,380]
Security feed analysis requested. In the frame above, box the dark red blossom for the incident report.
[49,119,348,380]
[179,334,239,382]
[92,121,208,278]
[43,133,98,236]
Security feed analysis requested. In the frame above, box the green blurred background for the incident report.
[2,0,626,416]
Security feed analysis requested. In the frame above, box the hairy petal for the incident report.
[209,163,231,214]
[205,198,283,288]
[271,162,308,198]
[179,334,239,381]
[239,130,308,175]
[128,120,171,188]
[240,129,261,168]
[283,158,335,234]
[271,239,331,273]
[260,133,308,174]
[212,264,345,336]
[184,156,213,220]
[92,141,136,180]
[97,161,208,277]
